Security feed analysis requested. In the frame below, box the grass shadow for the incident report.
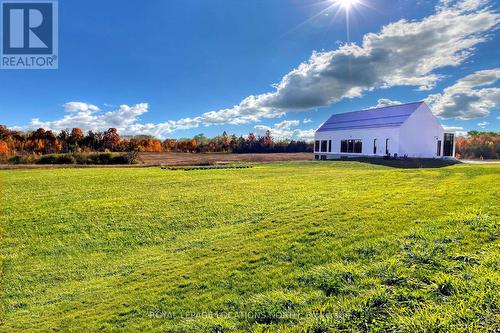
[336,157,461,169]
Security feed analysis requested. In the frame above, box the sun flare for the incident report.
[333,0,360,9]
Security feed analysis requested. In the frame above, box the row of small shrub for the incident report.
[6,152,138,165]
[164,164,253,171]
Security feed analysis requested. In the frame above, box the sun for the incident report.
[285,0,368,41]
[333,0,360,10]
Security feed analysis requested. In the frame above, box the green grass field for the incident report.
[1,162,499,332]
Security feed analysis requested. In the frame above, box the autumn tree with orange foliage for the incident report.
[103,128,121,151]
[0,140,9,157]
[68,128,84,151]
[162,139,177,152]
[456,131,499,159]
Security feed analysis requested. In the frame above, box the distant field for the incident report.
[0,162,499,332]
[139,152,313,165]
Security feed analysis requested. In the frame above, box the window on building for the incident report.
[354,140,362,153]
[315,140,320,152]
[320,140,328,152]
[341,140,348,153]
[340,139,362,153]
[328,140,332,153]
[373,139,377,154]
[436,140,442,156]
[385,138,390,155]
[347,140,354,152]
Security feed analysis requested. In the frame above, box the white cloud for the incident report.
[31,103,149,133]
[294,129,316,141]
[31,103,230,137]
[64,102,100,113]
[303,118,313,124]
[442,125,468,136]
[366,98,403,109]
[376,99,403,108]
[22,0,500,136]
[477,121,490,128]
[254,120,317,141]
[426,68,500,119]
[254,120,300,139]
[438,0,490,11]
[442,125,464,131]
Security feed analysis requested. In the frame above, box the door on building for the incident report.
[443,133,454,157]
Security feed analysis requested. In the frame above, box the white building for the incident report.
[314,102,455,159]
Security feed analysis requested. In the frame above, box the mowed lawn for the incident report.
[0,162,499,332]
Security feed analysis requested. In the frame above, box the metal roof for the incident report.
[316,101,424,132]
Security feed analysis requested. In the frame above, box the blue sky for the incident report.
[1,0,499,139]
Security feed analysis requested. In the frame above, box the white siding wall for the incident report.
[398,104,444,158]
[314,127,400,157]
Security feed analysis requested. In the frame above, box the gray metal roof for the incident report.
[316,101,424,132]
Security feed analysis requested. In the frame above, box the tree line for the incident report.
[0,125,313,157]
[1,125,497,159]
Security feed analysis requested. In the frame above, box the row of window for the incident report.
[316,136,454,156]
[341,139,362,153]
[315,139,390,154]
[314,140,332,153]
